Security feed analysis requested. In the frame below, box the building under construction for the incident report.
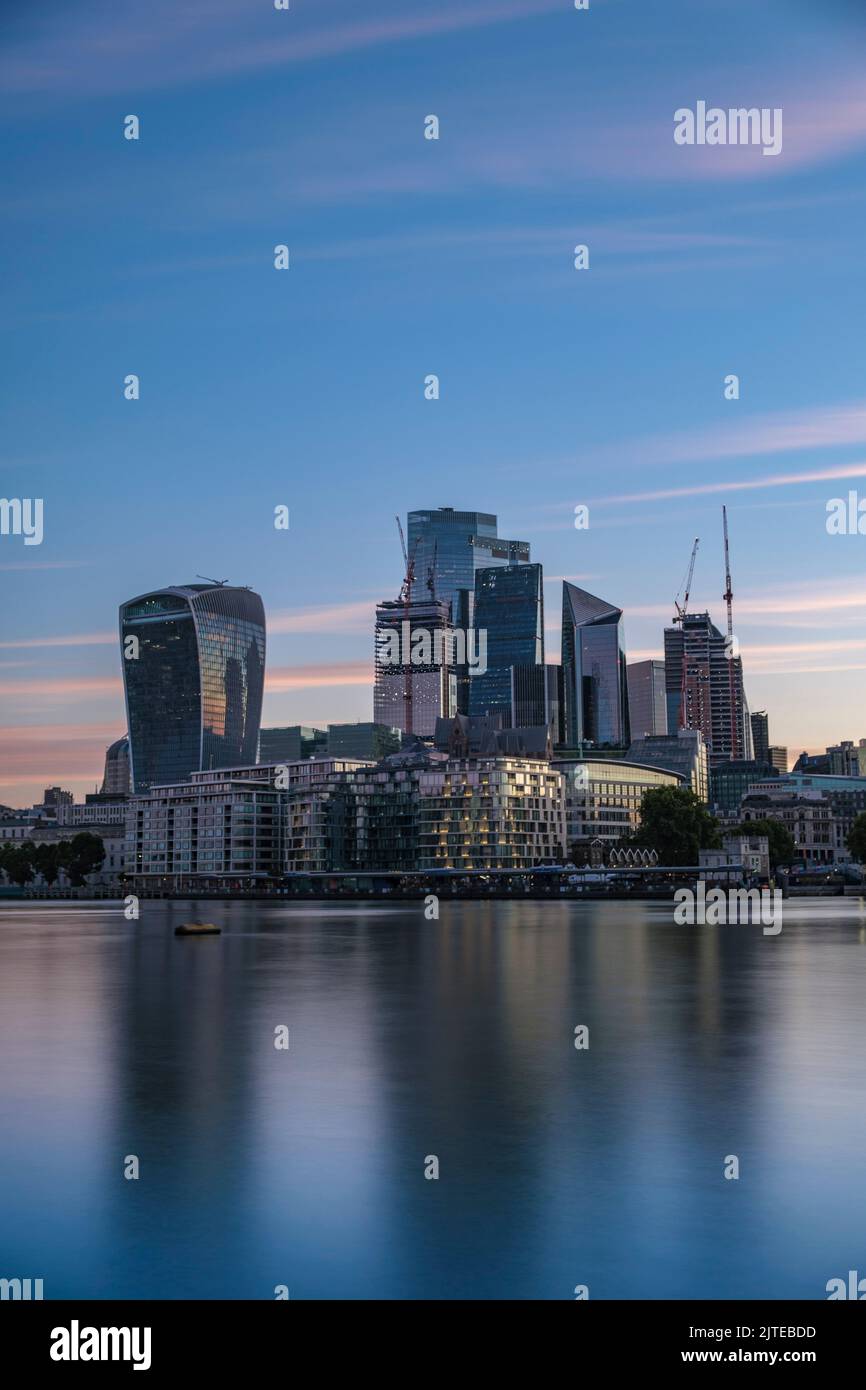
[663,509,752,768]
[374,596,457,737]
[663,614,752,767]
[373,517,457,737]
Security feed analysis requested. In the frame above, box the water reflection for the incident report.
[1,898,865,1299]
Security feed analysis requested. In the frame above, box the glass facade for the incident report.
[469,564,544,725]
[561,583,630,748]
[259,726,327,763]
[407,508,531,712]
[552,757,681,848]
[626,659,667,739]
[120,584,266,793]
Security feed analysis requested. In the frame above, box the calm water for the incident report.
[1,896,865,1300]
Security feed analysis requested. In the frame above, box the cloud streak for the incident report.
[595,462,866,505]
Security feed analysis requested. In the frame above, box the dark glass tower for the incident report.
[120,583,266,792]
[407,508,530,621]
[561,582,630,749]
[407,508,530,713]
[468,563,544,725]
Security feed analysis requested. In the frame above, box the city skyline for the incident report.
[3,0,866,802]
[1,491,864,805]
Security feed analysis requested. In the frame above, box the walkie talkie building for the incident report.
[119,583,266,792]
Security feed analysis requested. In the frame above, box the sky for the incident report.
[1,0,866,805]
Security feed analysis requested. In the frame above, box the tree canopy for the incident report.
[631,786,721,866]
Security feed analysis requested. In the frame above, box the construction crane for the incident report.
[394,516,420,734]
[674,538,699,730]
[722,506,740,758]
[673,538,699,623]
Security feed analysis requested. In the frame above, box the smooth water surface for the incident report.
[1,897,865,1299]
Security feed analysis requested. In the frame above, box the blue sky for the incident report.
[2,0,866,803]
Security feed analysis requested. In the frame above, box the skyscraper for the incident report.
[561,583,630,749]
[750,710,770,762]
[469,563,544,726]
[627,659,667,739]
[374,596,456,737]
[663,612,752,768]
[120,583,266,793]
[407,507,530,621]
[101,735,131,795]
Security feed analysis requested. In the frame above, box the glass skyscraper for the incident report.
[627,659,667,739]
[469,563,544,725]
[120,583,266,792]
[407,507,530,619]
[561,582,630,749]
[406,508,531,714]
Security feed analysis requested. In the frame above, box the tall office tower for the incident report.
[663,611,752,768]
[468,564,544,726]
[627,659,667,739]
[750,710,770,763]
[374,596,456,737]
[120,583,266,793]
[560,583,630,749]
[407,508,530,711]
[101,735,131,795]
[509,663,561,733]
[769,746,788,774]
[259,726,327,764]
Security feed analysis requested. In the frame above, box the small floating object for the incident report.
[175,921,221,936]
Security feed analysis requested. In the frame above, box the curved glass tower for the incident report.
[561,582,630,749]
[120,583,266,792]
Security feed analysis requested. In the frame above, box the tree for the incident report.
[846,812,866,867]
[61,832,105,887]
[0,841,36,886]
[729,817,797,871]
[32,842,62,885]
[631,786,721,866]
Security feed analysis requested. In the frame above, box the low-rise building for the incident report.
[700,834,770,880]
[744,773,866,863]
[739,790,836,866]
[552,756,683,855]
[57,797,129,826]
[626,728,709,802]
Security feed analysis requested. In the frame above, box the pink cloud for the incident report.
[266,663,372,691]
[0,0,564,97]
[0,631,115,650]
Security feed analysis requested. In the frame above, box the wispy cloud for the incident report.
[0,631,115,651]
[0,721,124,793]
[266,663,371,691]
[0,676,121,696]
[269,601,376,636]
[595,462,866,505]
[0,0,563,99]
[584,401,866,475]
